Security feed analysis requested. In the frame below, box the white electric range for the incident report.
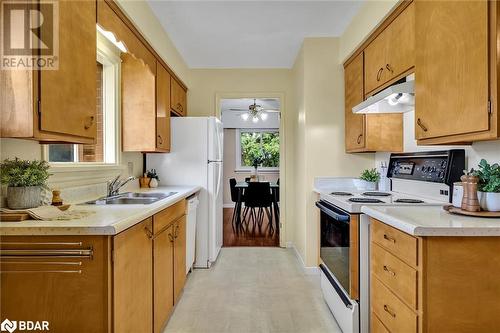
[316,150,466,333]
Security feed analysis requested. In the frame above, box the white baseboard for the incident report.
[289,242,320,275]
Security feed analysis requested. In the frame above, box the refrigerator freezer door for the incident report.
[208,117,224,162]
[207,160,223,262]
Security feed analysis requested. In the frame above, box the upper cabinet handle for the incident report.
[158,135,163,145]
[417,118,428,132]
[84,116,94,130]
[357,134,363,144]
[376,67,384,81]
[385,63,394,73]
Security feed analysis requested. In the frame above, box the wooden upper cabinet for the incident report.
[121,52,157,152]
[344,53,403,153]
[1,0,97,144]
[415,0,494,143]
[365,2,415,95]
[113,218,153,333]
[345,53,366,151]
[173,215,187,304]
[171,78,187,116]
[156,64,172,151]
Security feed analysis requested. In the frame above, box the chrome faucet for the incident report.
[107,175,137,197]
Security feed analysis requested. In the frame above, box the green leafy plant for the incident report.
[252,155,265,169]
[472,159,500,193]
[0,158,50,187]
[241,132,279,168]
[360,168,380,183]
[146,169,159,181]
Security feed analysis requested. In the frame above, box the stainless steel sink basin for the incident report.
[83,192,177,205]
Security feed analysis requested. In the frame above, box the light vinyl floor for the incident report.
[164,247,341,333]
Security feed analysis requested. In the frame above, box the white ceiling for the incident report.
[147,0,364,68]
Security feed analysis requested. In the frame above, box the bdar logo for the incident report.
[0,319,17,333]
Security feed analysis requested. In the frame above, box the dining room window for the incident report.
[236,129,279,171]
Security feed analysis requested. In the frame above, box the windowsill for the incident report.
[49,163,124,173]
[234,168,279,174]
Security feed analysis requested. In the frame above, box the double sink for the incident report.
[85,192,177,205]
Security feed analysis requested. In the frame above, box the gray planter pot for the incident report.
[7,186,42,209]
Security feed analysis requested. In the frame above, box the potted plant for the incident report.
[355,168,381,191]
[251,155,265,182]
[146,169,159,188]
[0,158,50,209]
[473,159,500,211]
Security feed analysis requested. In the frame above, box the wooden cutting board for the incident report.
[443,205,500,218]
[0,212,31,222]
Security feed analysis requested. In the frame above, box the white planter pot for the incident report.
[149,178,159,188]
[353,179,377,191]
[7,186,42,209]
[478,191,500,212]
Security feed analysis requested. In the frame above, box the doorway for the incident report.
[218,97,283,247]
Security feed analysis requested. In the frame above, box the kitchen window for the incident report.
[236,129,279,171]
[44,32,120,166]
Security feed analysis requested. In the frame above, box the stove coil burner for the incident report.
[348,198,384,203]
[330,192,353,196]
[394,198,425,204]
[362,191,392,197]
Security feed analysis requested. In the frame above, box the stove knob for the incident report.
[431,166,437,172]
[421,166,427,172]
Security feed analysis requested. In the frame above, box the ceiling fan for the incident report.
[229,99,280,123]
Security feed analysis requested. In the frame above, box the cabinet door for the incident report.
[345,53,366,151]
[122,52,156,152]
[173,216,187,303]
[364,27,388,94]
[156,64,171,151]
[171,78,187,116]
[153,224,174,333]
[385,2,415,83]
[113,218,153,333]
[40,0,96,139]
[415,0,489,139]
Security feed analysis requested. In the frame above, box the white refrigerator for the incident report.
[147,117,224,268]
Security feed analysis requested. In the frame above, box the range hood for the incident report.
[352,80,414,114]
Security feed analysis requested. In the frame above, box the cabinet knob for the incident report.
[376,67,384,81]
[385,63,394,73]
[157,135,163,145]
[417,118,428,132]
[84,116,94,130]
[356,134,363,144]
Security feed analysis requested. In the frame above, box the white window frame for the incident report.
[41,31,125,183]
[235,129,280,173]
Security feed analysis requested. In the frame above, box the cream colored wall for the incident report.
[116,0,190,86]
[290,38,374,267]
[222,129,279,206]
[338,0,399,63]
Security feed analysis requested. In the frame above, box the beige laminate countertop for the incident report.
[361,205,500,236]
[0,186,201,236]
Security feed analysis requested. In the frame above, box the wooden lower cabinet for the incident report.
[370,218,500,332]
[0,199,188,333]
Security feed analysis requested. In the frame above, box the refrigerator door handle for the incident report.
[215,162,222,198]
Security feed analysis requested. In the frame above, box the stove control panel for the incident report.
[388,150,465,185]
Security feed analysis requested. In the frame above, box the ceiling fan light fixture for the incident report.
[252,116,259,123]
[260,112,268,121]
[241,113,249,121]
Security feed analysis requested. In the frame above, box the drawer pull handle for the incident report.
[384,305,396,318]
[383,265,396,276]
[174,225,180,239]
[376,67,384,81]
[417,118,428,132]
[383,234,396,243]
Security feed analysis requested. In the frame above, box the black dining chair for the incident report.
[229,178,244,232]
[245,177,251,182]
[243,182,273,233]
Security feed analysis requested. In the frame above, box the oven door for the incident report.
[316,200,359,333]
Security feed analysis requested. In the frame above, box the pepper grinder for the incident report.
[460,174,481,212]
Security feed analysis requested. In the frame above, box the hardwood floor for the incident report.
[223,208,279,247]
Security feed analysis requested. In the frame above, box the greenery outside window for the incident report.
[236,129,279,171]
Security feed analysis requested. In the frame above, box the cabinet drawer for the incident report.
[371,242,417,309]
[371,218,417,267]
[371,313,390,333]
[153,200,186,234]
[371,277,417,333]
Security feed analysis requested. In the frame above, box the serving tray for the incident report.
[443,205,500,218]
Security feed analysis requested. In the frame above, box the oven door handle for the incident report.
[315,201,350,222]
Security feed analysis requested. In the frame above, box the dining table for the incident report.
[234,181,280,232]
